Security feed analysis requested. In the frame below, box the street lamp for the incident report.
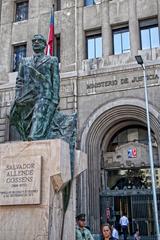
[135,55,160,240]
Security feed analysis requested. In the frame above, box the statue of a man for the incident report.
[10,34,60,140]
[10,35,77,227]
[10,34,77,175]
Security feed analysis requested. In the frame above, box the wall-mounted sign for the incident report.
[128,148,137,158]
[86,74,159,90]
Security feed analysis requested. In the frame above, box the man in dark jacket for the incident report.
[10,34,60,140]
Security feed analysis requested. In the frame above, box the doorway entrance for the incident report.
[79,101,160,234]
[100,170,160,238]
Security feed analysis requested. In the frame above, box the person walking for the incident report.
[76,213,94,240]
[119,213,129,240]
[111,223,119,240]
[134,229,141,240]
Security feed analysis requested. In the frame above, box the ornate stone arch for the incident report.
[78,98,160,233]
[81,98,160,151]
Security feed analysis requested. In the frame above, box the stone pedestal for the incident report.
[0,139,87,240]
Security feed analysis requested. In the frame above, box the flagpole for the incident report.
[52,4,55,56]
[74,0,78,113]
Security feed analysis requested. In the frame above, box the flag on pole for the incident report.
[45,10,54,56]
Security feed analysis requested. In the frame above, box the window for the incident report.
[15,1,29,22]
[13,44,26,72]
[54,1,61,11]
[57,1,61,11]
[86,34,102,59]
[140,18,160,49]
[113,27,130,54]
[85,0,96,6]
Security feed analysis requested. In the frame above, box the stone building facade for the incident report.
[0,0,160,237]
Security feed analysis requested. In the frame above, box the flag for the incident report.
[45,10,54,56]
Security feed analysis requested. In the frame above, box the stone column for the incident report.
[60,1,76,72]
[0,1,13,79]
[129,0,140,57]
[77,144,100,233]
[87,145,101,233]
[77,5,85,70]
[102,0,112,59]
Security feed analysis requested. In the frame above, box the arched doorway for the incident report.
[79,98,160,234]
[100,124,160,237]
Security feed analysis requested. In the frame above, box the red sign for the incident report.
[132,148,137,157]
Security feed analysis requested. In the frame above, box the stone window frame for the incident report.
[12,42,27,72]
[139,17,160,50]
[85,29,102,59]
[112,23,130,55]
[14,0,29,22]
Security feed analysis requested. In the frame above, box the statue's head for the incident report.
[32,34,46,53]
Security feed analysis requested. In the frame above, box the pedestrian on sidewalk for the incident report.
[101,223,114,240]
[76,213,94,240]
[134,229,141,240]
[119,213,129,240]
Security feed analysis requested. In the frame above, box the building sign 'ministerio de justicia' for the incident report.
[86,73,159,90]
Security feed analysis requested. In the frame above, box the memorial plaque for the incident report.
[0,156,42,205]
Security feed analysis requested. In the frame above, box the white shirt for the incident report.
[119,216,129,226]
[112,228,119,239]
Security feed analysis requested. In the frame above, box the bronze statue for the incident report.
[10,34,60,140]
[10,34,77,240]
[10,34,77,174]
